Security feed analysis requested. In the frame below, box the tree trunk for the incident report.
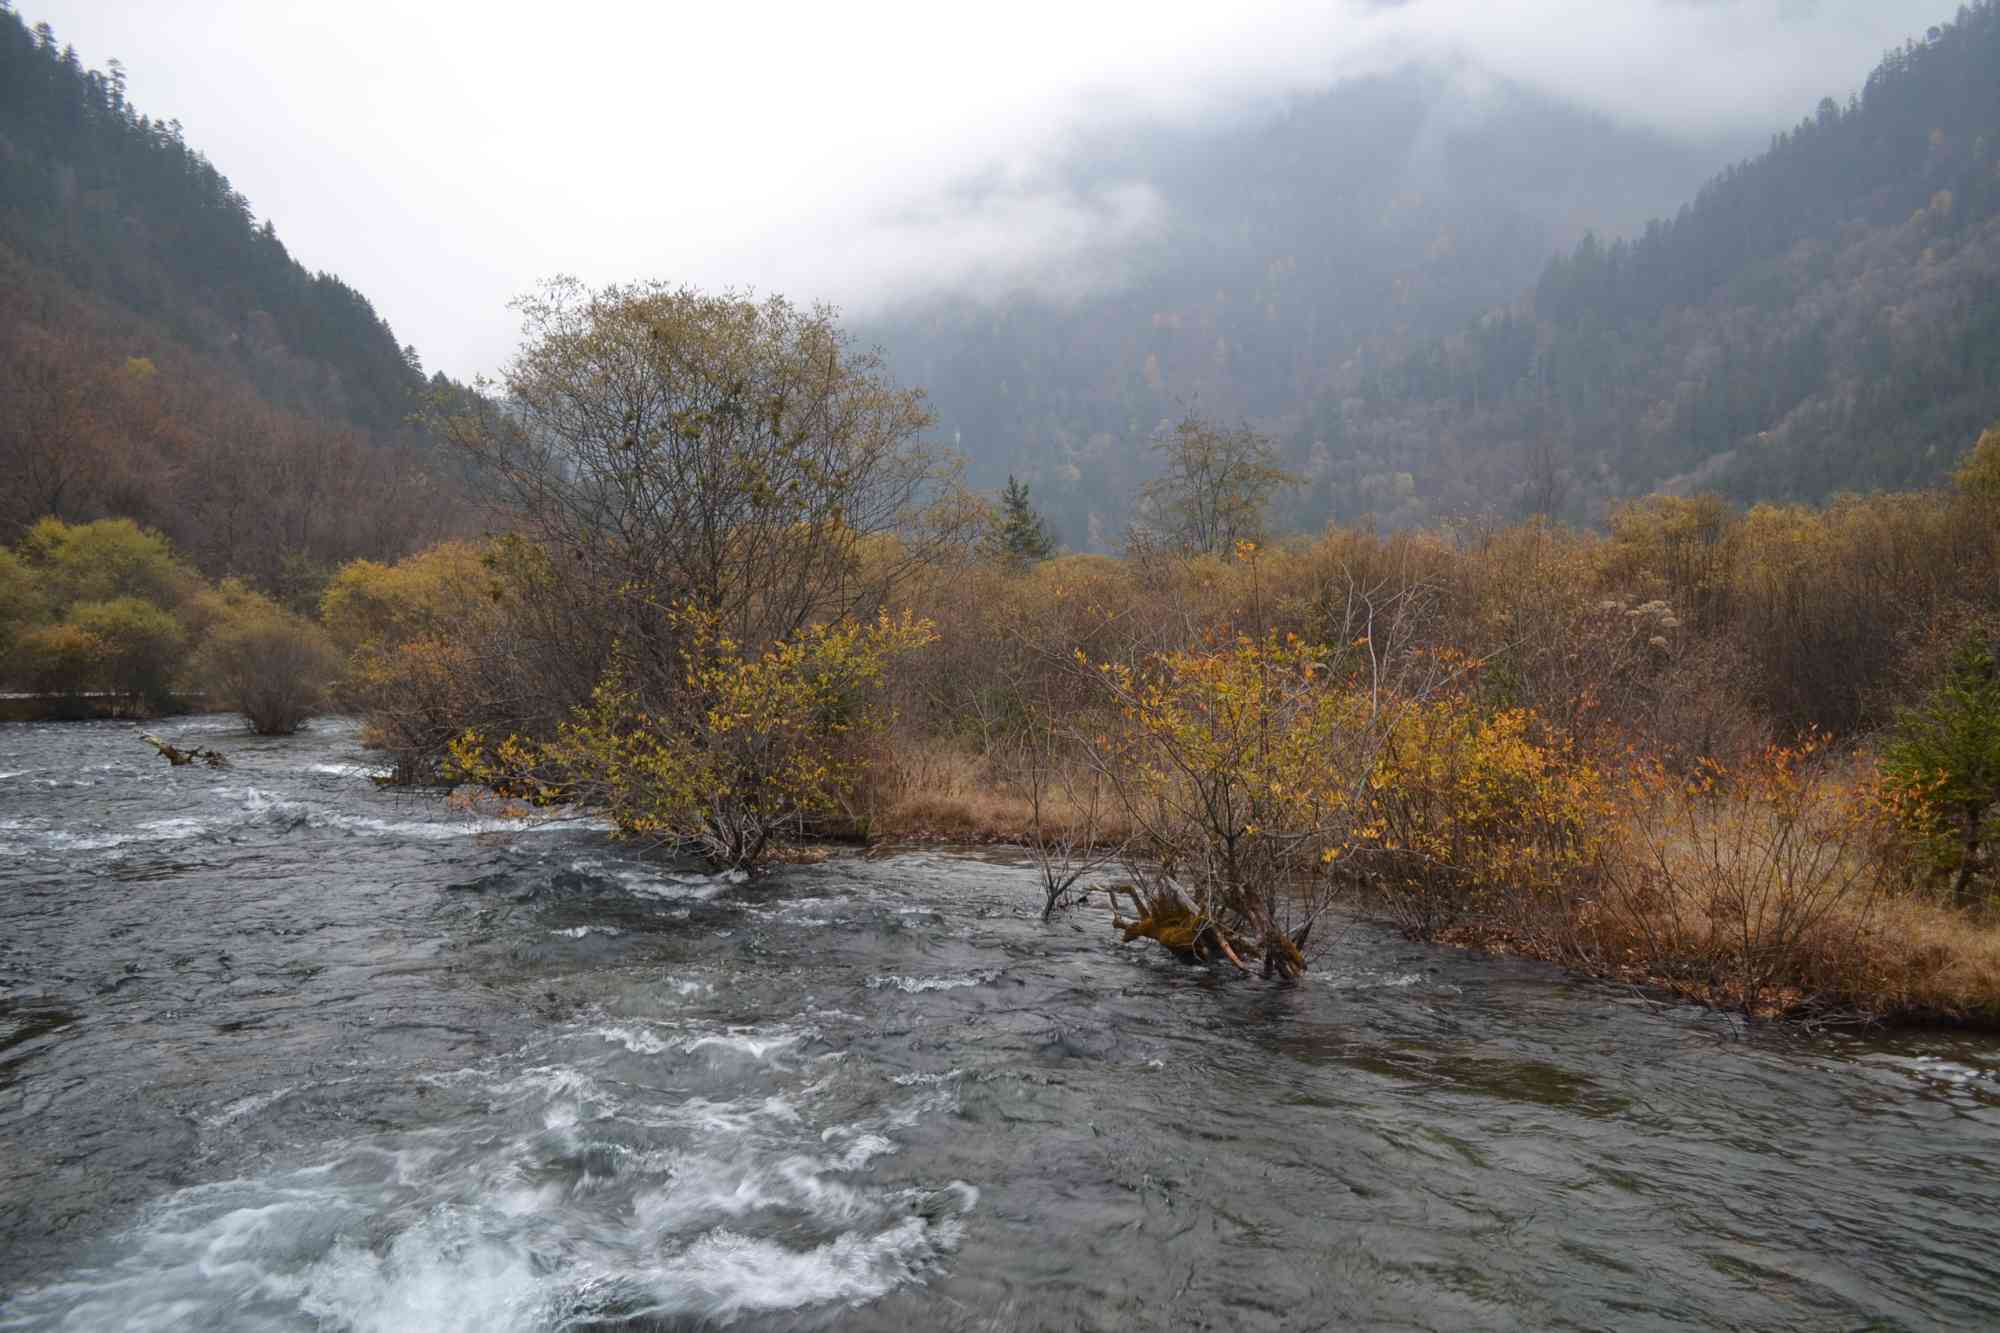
[1952,804,1985,908]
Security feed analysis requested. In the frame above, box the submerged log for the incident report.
[141,733,228,769]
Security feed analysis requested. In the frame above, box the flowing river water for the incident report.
[3,716,2000,1330]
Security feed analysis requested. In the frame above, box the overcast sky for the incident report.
[30,1,1962,381]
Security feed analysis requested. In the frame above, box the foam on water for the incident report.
[589,1021,813,1064]
[890,1069,963,1087]
[2,1032,974,1332]
[621,1216,962,1323]
[0,784,607,861]
[306,763,395,780]
[867,969,1000,994]
[201,1086,299,1131]
[567,856,747,901]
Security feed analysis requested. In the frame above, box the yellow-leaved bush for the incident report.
[321,541,515,778]
[1088,632,1363,976]
[187,579,339,735]
[451,607,936,869]
[1084,631,1607,972]
[1356,700,1609,938]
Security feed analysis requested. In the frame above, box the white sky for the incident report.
[29,0,1961,381]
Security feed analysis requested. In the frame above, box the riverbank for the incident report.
[863,741,2000,1033]
[0,692,217,723]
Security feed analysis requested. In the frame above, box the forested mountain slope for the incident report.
[863,64,1752,548]
[871,6,2000,544]
[1307,1,2000,527]
[0,6,465,600]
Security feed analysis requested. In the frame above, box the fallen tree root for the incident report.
[1108,876,1313,976]
[1110,879,1255,972]
[141,733,228,768]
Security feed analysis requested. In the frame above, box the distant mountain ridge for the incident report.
[867,7,2000,544]
[1319,0,2000,526]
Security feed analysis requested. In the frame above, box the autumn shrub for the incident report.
[1084,632,1378,976]
[0,547,42,684]
[0,546,39,635]
[13,623,104,715]
[1598,738,1903,1015]
[194,594,341,735]
[68,597,186,710]
[16,516,196,611]
[1954,423,2000,502]
[1278,526,1455,649]
[1730,496,1965,732]
[452,607,936,870]
[1,518,196,711]
[323,540,555,777]
[1355,698,1610,940]
[320,539,499,657]
[1601,494,1739,632]
[890,550,1157,750]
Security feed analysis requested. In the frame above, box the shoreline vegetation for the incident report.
[7,281,2000,1031]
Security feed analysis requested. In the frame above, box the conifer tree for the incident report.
[993,475,1055,569]
[1884,636,2000,905]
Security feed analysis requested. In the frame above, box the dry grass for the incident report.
[1550,755,2000,1026]
[860,735,1136,846]
[1839,893,2000,1024]
[1570,869,2000,1026]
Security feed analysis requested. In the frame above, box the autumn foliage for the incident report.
[449,608,936,869]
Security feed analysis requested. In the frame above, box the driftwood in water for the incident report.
[1108,872,1311,977]
[1109,875,1254,972]
[141,733,228,769]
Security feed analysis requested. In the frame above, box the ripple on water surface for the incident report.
[4,718,2000,1330]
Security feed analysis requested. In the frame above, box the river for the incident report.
[2,716,1998,1330]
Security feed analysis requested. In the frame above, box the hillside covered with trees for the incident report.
[862,62,1750,547]
[865,4,2000,544]
[0,4,468,602]
[1321,0,2000,527]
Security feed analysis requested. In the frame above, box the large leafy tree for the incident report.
[433,278,969,680]
[430,281,972,842]
[1134,412,1300,557]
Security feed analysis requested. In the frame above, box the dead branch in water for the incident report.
[140,734,228,768]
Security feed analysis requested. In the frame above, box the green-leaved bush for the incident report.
[1882,637,2000,905]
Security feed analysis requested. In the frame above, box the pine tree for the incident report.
[1884,636,2000,905]
[993,475,1055,569]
